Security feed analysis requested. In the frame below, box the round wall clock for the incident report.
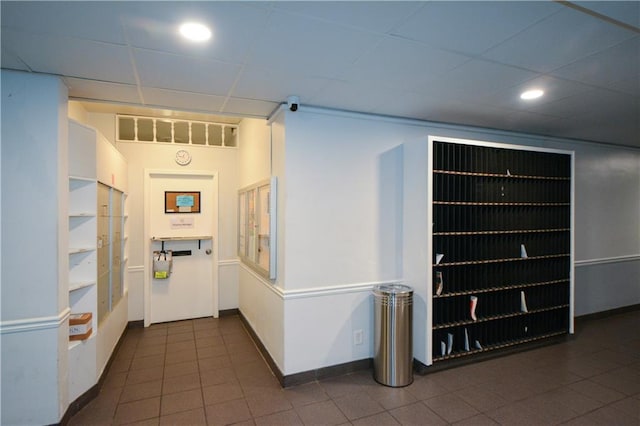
[175,149,192,166]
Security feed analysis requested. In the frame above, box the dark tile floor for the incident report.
[69,310,640,425]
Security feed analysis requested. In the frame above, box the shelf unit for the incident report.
[428,137,574,365]
[68,121,99,402]
[67,119,129,402]
[68,172,98,336]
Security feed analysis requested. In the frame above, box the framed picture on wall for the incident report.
[165,191,201,213]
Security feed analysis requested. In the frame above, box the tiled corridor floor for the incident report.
[69,310,640,425]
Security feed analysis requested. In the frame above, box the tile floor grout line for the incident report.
[156,324,169,424]
[195,319,210,426]
[69,311,640,426]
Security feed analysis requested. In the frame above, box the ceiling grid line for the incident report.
[120,17,146,106]
[222,5,276,113]
[1,1,636,147]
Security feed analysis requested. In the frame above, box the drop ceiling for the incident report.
[1,1,638,147]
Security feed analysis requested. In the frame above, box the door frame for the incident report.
[143,169,219,326]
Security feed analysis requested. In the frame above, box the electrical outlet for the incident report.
[354,329,364,345]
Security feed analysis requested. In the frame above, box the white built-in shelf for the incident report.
[69,213,97,218]
[68,332,96,350]
[69,247,96,255]
[68,340,82,350]
[69,280,97,292]
[151,236,213,241]
[69,175,96,183]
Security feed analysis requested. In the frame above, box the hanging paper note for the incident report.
[435,271,444,296]
[470,296,478,321]
[521,290,528,313]
[464,328,470,351]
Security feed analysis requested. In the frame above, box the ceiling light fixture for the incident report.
[520,89,544,100]
[179,22,212,42]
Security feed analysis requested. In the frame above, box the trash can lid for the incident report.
[373,284,413,296]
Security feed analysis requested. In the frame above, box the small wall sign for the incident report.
[170,216,194,229]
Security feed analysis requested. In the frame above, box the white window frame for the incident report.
[116,114,239,148]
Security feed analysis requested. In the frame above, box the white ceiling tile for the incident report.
[574,1,640,29]
[423,99,515,129]
[550,37,639,91]
[141,87,227,113]
[421,59,538,100]
[392,1,562,55]
[483,7,637,73]
[579,91,639,123]
[272,2,423,33]
[531,88,638,120]
[0,48,30,71]
[222,97,279,117]
[499,111,571,135]
[133,48,241,96]
[1,2,127,44]
[232,65,333,103]
[340,37,471,92]
[370,89,457,120]
[474,76,594,114]
[608,74,640,98]
[64,78,141,104]
[0,1,637,148]
[122,2,270,64]
[1,29,136,84]
[245,10,381,76]
[556,115,639,146]
[307,79,399,113]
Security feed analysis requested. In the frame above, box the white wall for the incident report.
[239,118,271,187]
[276,107,640,375]
[280,109,422,374]
[283,111,416,290]
[1,70,69,425]
[68,100,88,123]
[87,111,116,145]
[84,113,242,319]
[571,144,639,260]
[570,143,640,315]
[236,116,285,370]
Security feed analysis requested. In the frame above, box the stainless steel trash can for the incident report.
[373,284,413,387]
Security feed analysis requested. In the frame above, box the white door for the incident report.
[145,171,218,324]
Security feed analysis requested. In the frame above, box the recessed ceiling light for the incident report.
[520,89,544,100]
[179,22,211,42]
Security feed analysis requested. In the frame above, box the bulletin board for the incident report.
[165,191,201,214]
